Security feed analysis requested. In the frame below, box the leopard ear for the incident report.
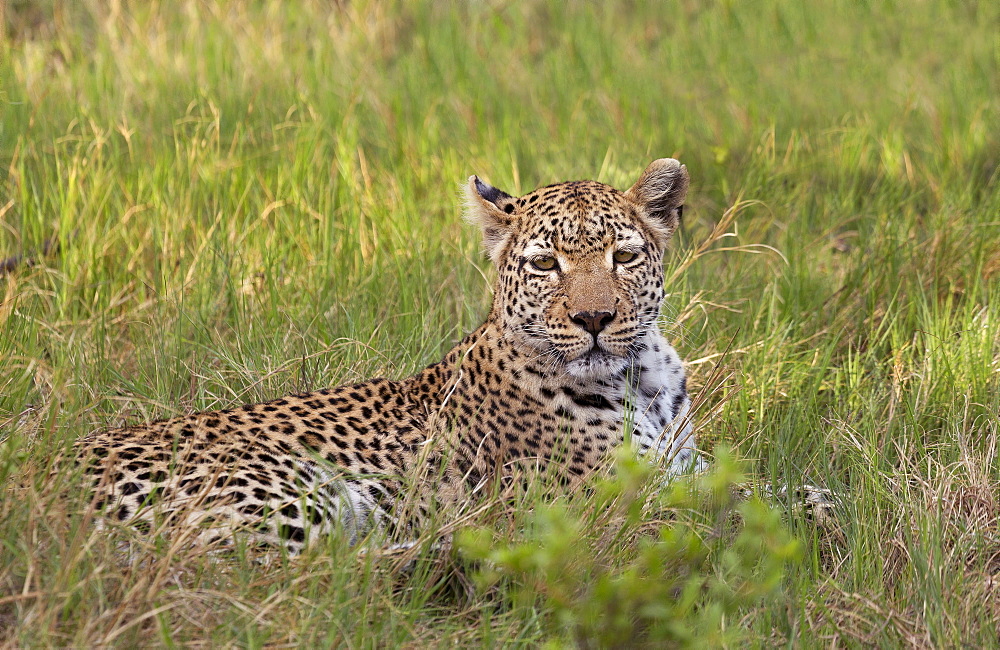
[625,158,689,245]
[464,175,517,262]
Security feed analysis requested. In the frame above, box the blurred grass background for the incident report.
[1,0,998,645]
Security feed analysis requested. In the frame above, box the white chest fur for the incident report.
[626,331,704,475]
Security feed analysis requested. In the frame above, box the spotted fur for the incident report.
[75,158,703,551]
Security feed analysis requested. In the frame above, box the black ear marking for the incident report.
[465,175,518,262]
[475,177,513,207]
[677,205,684,221]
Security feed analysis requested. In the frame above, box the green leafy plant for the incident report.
[457,448,802,647]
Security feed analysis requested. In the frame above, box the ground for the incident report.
[0,0,998,646]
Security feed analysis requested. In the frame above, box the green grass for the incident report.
[1,0,998,645]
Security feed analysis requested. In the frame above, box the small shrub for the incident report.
[456,448,802,647]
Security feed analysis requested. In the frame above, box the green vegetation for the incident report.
[1,0,997,645]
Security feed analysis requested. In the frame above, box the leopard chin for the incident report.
[564,349,629,380]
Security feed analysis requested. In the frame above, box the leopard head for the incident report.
[465,158,689,379]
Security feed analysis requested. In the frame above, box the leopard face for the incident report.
[466,159,690,380]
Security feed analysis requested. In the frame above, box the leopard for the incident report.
[73,158,705,553]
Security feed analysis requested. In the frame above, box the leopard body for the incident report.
[76,159,701,551]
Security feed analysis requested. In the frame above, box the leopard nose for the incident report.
[570,310,615,337]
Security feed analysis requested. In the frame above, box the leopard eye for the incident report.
[613,250,638,264]
[530,256,558,271]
